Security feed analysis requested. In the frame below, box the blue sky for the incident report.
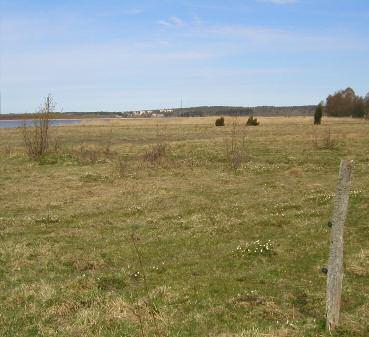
[1,0,369,113]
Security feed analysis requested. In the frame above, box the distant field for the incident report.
[0,116,368,337]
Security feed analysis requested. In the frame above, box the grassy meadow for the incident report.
[0,116,368,337]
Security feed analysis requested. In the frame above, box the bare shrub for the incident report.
[143,143,169,164]
[322,129,339,149]
[3,144,13,158]
[312,128,340,150]
[51,130,63,153]
[74,144,98,164]
[225,118,247,171]
[22,94,55,160]
[72,143,114,164]
[115,156,129,177]
[104,127,113,155]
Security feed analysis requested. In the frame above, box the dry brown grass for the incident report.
[1,116,368,337]
[288,167,304,178]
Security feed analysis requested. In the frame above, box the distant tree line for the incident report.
[325,87,369,118]
[177,106,316,117]
[178,106,253,117]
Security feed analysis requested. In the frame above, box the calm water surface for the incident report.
[0,119,82,128]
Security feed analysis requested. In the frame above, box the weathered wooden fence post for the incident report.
[326,160,353,332]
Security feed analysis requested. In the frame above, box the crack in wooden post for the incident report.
[326,160,353,332]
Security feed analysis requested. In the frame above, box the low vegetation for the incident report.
[0,116,368,337]
[225,118,247,171]
[215,117,225,127]
[21,94,55,160]
[246,116,259,126]
[314,103,323,125]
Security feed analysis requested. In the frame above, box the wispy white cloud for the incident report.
[184,22,369,53]
[157,16,185,28]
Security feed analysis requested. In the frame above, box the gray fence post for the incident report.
[326,160,353,331]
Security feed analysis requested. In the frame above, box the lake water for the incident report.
[0,119,82,129]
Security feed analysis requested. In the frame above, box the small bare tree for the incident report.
[225,117,247,171]
[22,94,55,160]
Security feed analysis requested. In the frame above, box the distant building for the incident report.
[160,109,173,113]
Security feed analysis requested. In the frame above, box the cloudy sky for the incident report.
[1,0,369,113]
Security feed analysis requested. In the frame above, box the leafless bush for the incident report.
[72,143,115,164]
[3,144,13,157]
[143,143,169,164]
[51,134,62,153]
[104,127,113,155]
[312,128,340,150]
[115,156,129,177]
[73,144,99,164]
[225,118,247,171]
[22,94,55,160]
